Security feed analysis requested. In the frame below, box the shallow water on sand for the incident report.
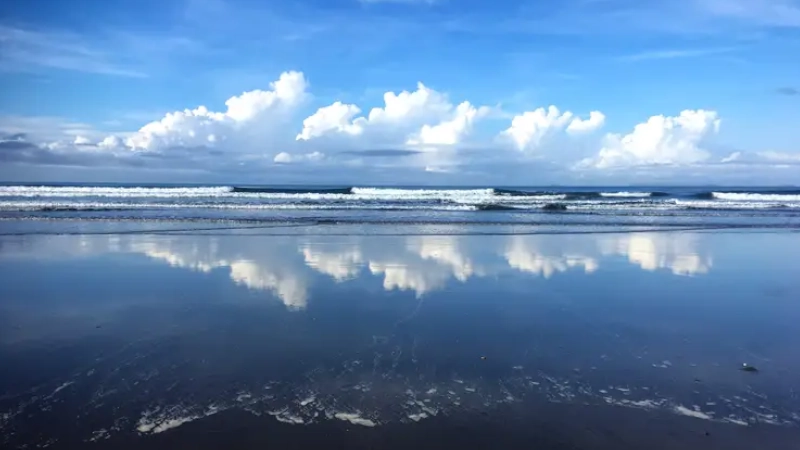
[1,223,799,449]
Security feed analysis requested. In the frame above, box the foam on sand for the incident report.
[51,381,74,396]
[333,412,377,427]
[674,405,713,420]
[136,405,221,434]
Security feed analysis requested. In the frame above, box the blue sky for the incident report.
[1,0,799,184]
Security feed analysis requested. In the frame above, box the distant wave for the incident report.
[0,186,232,198]
[689,190,800,201]
[564,192,602,200]
[493,188,554,197]
[475,204,519,211]
[564,191,656,200]
[711,192,800,202]
[675,200,796,211]
[232,186,353,195]
[2,186,800,216]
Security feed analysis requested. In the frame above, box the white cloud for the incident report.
[296,102,363,140]
[297,82,486,149]
[73,135,91,145]
[502,106,572,152]
[8,67,788,183]
[407,101,490,146]
[125,71,308,151]
[501,106,604,153]
[274,151,325,163]
[721,151,741,163]
[581,109,720,168]
[566,111,606,134]
[98,135,124,150]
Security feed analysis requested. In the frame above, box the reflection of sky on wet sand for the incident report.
[2,229,800,448]
[0,231,715,308]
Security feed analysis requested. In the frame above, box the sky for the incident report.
[0,0,799,185]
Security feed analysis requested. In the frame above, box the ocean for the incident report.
[1,184,800,229]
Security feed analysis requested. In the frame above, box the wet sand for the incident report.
[1,224,799,449]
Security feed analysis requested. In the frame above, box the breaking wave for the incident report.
[1,185,799,219]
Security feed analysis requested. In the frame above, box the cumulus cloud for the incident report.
[297,82,487,149]
[501,106,605,153]
[566,111,606,134]
[580,109,720,168]
[407,101,490,146]
[124,71,308,152]
[98,135,125,150]
[295,102,364,141]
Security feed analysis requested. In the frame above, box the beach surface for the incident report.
[1,217,799,449]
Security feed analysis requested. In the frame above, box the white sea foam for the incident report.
[0,186,559,204]
[675,200,799,209]
[712,192,800,202]
[298,395,316,406]
[0,201,478,212]
[599,192,653,198]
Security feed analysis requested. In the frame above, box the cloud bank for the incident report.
[2,70,797,183]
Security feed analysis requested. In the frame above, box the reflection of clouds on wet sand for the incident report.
[228,260,308,310]
[301,236,487,297]
[410,236,482,282]
[131,238,310,310]
[504,236,598,278]
[599,233,712,276]
[0,231,714,306]
[300,244,363,282]
[370,236,486,296]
